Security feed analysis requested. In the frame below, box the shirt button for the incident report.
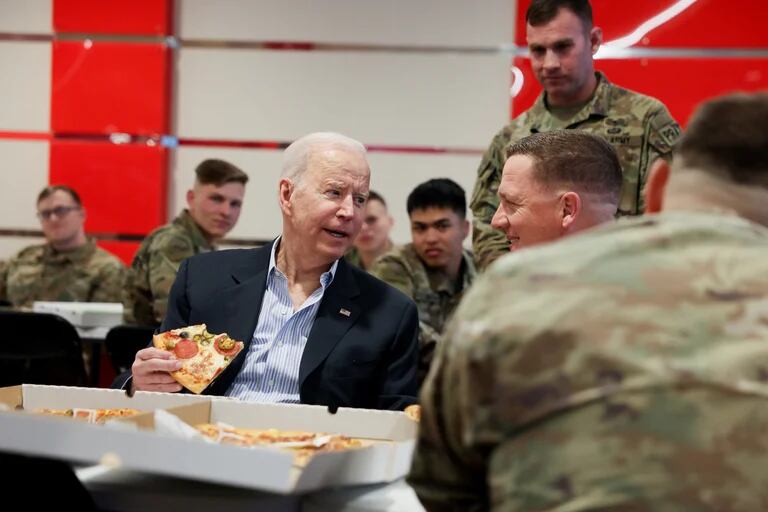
[268,379,275,388]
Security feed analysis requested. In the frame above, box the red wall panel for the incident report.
[511,57,768,126]
[53,0,172,36]
[49,140,167,235]
[51,40,170,136]
[516,0,767,48]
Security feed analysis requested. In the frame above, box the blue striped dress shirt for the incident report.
[226,239,338,403]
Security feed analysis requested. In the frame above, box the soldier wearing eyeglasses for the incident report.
[0,185,126,308]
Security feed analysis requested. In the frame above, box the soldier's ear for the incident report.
[185,189,195,208]
[589,27,602,54]
[560,191,581,231]
[645,158,670,214]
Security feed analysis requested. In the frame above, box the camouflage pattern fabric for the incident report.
[409,212,768,512]
[471,72,681,270]
[0,238,126,308]
[344,247,364,270]
[371,243,476,386]
[123,210,213,326]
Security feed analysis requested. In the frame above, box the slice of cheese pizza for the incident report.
[153,324,244,394]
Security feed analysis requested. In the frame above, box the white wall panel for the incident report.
[0,236,45,261]
[171,146,481,245]
[176,49,510,148]
[0,0,51,34]
[0,41,51,131]
[0,139,50,229]
[178,0,513,47]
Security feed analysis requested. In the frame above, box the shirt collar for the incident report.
[43,237,97,263]
[268,237,339,290]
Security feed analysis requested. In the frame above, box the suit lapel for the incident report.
[299,259,360,385]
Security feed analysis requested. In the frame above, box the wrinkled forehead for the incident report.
[307,147,370,184]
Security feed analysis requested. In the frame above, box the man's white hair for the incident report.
[281,132,367,184]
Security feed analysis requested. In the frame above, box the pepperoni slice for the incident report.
[174,339,199,359]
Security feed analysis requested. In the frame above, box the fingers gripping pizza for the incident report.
[153,324,244,394]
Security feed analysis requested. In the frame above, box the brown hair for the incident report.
[676,92,768,187]
[37,185,82,207]
[507,130,622,202]
[195,159,249,186]
[526,0,593,31]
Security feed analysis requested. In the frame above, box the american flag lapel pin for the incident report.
[339,308,351,317]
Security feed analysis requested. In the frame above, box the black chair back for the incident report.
[104,325,155,375]
[0,310,87,387]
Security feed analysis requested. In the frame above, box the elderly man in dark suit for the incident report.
[125,132,418,410]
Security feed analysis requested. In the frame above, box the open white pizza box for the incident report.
[116,399,418,493]
[0,386,417,494]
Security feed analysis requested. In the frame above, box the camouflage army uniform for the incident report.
[124,210,213,326]
[370,244,476,385]
[471,72,681,270]
[0,238,126,308]
[344,241,395,272]
[409,212,768,511]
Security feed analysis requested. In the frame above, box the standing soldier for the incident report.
[0,185,126,307]
[471,0,680,270]
[124,159,248,325]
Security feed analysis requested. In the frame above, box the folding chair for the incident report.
[104,324,155,375]
[0,310,87,387]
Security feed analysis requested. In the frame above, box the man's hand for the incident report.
[131,347,183,393]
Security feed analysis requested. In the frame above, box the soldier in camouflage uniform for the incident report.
[471,0,680,270]
[410,93,768,511]
[0,185,125,308]
[344,190,395,271]
[371,179,475,386]
[124,159,248,325]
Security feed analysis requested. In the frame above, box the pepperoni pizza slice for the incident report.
[153,324,244,394]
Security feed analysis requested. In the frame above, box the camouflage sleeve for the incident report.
[417,321,441,388]
[91,259,127,303]
[408,324,489,512]
[638,105,681,212]
[369,253,415,299]
[470,127,511,271]
[147,235,196,324]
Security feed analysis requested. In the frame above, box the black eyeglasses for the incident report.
[37,205,79,220]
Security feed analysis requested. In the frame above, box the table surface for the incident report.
[77,465,426,512]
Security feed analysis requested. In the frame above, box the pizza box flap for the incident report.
[0,384,213,412]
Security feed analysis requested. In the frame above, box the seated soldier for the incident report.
[345,190,395,271]
[371,178,475,386]
[0,185,125,307]
[124,159,248,326]
[410,93,768,511]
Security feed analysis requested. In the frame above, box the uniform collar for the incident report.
[175,209,215,251]
[529,72,612,132]
[43,237,97,263]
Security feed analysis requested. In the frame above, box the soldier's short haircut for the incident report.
[526,0,593,31]
[37,185,82,207]
[676,92,768,188]
[367,190,387,208]
[506,130,622,203]
[281,132,367,185]
[407,178,467,219]
[195,159,249,186]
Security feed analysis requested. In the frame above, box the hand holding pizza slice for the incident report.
[153,324,244,394]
